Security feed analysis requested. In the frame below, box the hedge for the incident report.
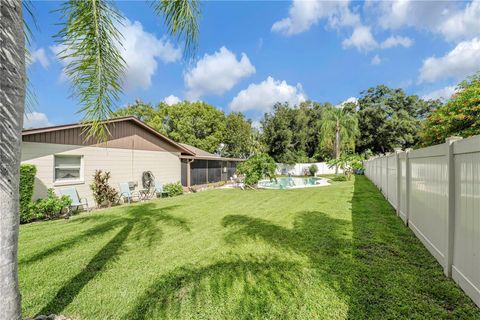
[20,164,37,223]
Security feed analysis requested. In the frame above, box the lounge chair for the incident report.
[119,182,141,204]
[58,187,89,212]
[154,179,169,198]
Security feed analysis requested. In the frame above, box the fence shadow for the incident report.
[36,203,189,316]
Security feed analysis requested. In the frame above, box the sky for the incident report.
[25,0,480,128]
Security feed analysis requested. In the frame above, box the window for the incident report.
[54,155,83,183]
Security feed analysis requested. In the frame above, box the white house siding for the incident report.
[21,141,181,206]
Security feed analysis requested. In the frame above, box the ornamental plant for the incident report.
[90,170,119,207]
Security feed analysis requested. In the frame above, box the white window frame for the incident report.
[53,155,84,186]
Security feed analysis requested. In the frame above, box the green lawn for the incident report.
[19,176,480,319]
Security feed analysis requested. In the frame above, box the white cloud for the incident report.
[119,20,181,91]
[372,0,480,42]
[271,0,354,35]
[371,54,381,65]
[229,76,307,113]
[419,38,480,83]
[184,46,255,100]
[439,0,480,42]
[421,85,457,101]
[336,96,358,108]
[23,112,52,129]
[342,25,377,52]
[163,95,181,106]
[51,19,181,91]
[380,35,413,49]
[28,48,49,69]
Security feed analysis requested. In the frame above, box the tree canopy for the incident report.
[355,85,441,154]
[113,100,254,156]
[419,73,480,146]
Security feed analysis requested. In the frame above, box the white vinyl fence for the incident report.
[364,135,480,307]
[276,162,342,176]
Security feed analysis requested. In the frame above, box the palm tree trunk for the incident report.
[335,120,340,175]
[0,0,25,319]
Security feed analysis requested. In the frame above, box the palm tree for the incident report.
[0,1,199,319]
[320,106,358,174]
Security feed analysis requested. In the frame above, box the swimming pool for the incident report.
[258,177,330,189]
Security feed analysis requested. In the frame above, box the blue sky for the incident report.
[25,0,480,128]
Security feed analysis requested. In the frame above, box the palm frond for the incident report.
[150,0,200,58]
[55,0,126,141]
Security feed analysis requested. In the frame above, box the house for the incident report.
[21,116,243,205]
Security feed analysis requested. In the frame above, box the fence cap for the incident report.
[394,147,402,152]
[445,136,462,143]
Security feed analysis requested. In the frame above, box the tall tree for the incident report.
[1,1,200,318]
[419,73,480,146]
[356,85,440,154]
[319,105,358,174]
[223,112,253,158]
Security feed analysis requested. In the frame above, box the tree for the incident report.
[356,85,441,154]
[236,153,276,187]
[261,102,311,163]
[419,73,480,146]
[319,105,358,174]
[1,1,199,318]
[223,112,253,158]
[151,101,226,153]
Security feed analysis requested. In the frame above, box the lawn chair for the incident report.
[154,179,169,198]
[119,182,141,204]
[58,187,89,212]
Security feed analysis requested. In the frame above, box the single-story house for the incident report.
[21,116,243,205]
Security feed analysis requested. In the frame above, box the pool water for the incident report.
[258,177,329,189]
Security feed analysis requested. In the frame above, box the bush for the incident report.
[90,170,118,207]
[308,164,318,176]
[331,175,348,182]
[327,154,364,180]
[31,189,72,221]
[237,153,276,187]
[20,164,37,223]
[163,182,184,197]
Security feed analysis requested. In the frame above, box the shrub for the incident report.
[164,182,184,197]
[327,154,364,180]
[237,153,276,187]
[308,164,318,176]
[331,175,348,182]
[20,164,37,223]
[31,189,72,221]
[90,170,118,207]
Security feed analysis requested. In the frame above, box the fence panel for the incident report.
[387,154,397,209]
[452,137,480,307]
[409,154,448,267]
[399,154,407,222]
[363,135,480,307]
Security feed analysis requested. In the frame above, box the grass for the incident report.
[19,176,480,319]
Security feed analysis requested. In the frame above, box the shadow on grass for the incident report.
[23,204,186,266]
[36,203,190,316]
[123,257,307,320]
[124,176,480,319]
[123,211,351,319]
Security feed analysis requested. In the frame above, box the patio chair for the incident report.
[154,179,169,198]
[119,182,141,204]
[58,187,89,212]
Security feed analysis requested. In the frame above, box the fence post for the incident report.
[394,148,402,216]
[405,148,412,226]
[445,136,462,277]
